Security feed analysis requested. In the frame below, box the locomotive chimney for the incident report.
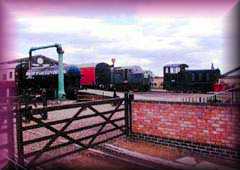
[211,63,214,70]
[111,58,116,67]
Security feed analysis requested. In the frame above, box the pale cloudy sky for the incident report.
[14,14,229,76]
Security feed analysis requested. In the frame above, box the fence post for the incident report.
[124,92,130,137]
[7,101,15,166]
[124,92,134,137]
[16,103,24,167]
[128,93,134,136]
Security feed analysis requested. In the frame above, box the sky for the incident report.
[4,0,238,76]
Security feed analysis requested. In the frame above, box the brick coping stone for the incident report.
[133,99,240,107]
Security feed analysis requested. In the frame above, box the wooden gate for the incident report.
[16,93,133,169]
[0,97,15,169]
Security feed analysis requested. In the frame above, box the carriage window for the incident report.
[192,73,195,81]
[198,73,202,81]
[165,67,169,74]
[170,67,175,73]
[206,73,210,81]
[176,67,180,73]
[172,67,176,73]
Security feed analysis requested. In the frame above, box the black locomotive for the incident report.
[163,64,220,93]
[15,62,81,99]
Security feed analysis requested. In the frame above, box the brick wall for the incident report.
[132,100,240,158]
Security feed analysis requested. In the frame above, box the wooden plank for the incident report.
[23,117,125,145]
[23,108,124,131]
[24,125,125,158]
[30,98,124,113]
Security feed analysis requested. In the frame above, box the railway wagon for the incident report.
[163,64,220,93]
[79,62,152,91]
[15,63,81,99]
[111,66,151,91]
[80,65,96,89]
[95,62,112,89]
[143,70,154,91]
[79,63,112,90]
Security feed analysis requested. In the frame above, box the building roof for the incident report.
[164,64,188,68]
[0,55,59,65]
[221,66,240,78]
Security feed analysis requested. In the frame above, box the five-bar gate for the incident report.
[16,93,133,169]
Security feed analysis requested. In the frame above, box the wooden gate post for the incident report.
[16,103,24,167]
[124,92,130,136]
[124,92,134,137]
[128,92,134,136]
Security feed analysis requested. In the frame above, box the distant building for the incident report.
[0,55,58,97]
[220,66,240,89]
[0,61,16,97]
[152,76,163,89]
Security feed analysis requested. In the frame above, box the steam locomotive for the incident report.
[163,64,221,93]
